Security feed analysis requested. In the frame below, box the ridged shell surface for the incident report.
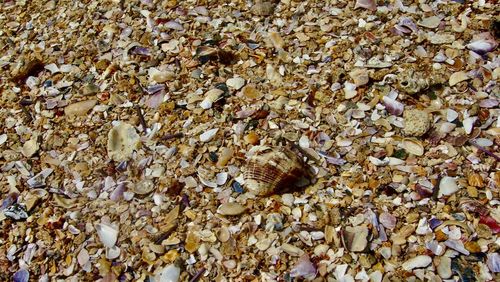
[243,147,306,196]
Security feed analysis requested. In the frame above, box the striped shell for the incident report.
[243,147,308,196]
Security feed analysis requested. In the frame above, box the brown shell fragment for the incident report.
[243,147,310,196]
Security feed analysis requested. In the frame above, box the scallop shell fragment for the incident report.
[243,147,310,196]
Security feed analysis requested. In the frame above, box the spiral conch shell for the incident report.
[243,147,310,196]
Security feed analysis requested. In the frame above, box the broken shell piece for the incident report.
[107,123,140,161]
[22,138,39,158]
[200,89,224,109]
[402,255,432,271]
[217,202,246,216]
[463,117,477,134]
[349,68,369,86]
[383,96,404,116]
[438,176,460,198]
[355,0,376,11]
[199,128,218,142]
[343,226,369,252]
[27,168,53,188]
[402,139,425,156]
[132,179,155,195]
[106,246,121,260]
[449,71,469,86]
[343,82,357,99]
[243,147,310,196]
[418,16,441,29]
[446,109,459,122]
[64,99,97,116]
[155,263,180,282]
[96,223,119,248]
[226,77,245,90]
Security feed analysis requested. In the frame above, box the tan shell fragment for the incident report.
[243,147,309,196]
[107,123,140,161]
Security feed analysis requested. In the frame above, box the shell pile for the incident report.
[243,147,310,196]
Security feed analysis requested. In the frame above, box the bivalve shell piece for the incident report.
[96,223,119,248]
[243,147,309,196]
[107,123,140,161]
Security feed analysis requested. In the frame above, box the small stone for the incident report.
[65,99,97,116]
[402,255,432,271]
[217,202,246,216]
[343,226,369,252]
[226,77,245,90]
[241,85,262,99]
[403,109,431,137]
[436,256,452,279]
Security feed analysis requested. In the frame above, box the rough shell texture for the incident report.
[243,147,308,196]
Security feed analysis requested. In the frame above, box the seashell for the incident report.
[355,0,376,11]
[243,147,310,196]
[463,117,476,134]
[107,123,140,161]
[438,176,460,198]
[22,138,39,158]
[199,128,218,142]
[155,263,181,282]
[200,88,224,109]
[402,139,424,156]
[449,71,469,86]
[96,223,119,248]
[418,16,441,29]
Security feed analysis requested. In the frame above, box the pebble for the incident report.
[217,202,246,216]
[401,255,432,271]
[226,77,245,90]
[65,99,97,116]
[403,109,431,137]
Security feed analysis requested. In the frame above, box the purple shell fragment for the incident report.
[13,269,29,282]
[129,46,151,56]
[487,253,500,273]
[290,254,317,280]
[428,218,443,230]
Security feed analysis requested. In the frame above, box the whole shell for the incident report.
[243,147,308,196]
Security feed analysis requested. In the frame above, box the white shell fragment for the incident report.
[438,176,460,198]
[449,71,469,86]
[95,223,119,248]
[22,138,39,158]
[402,255,432,271]
[107,123,141,161]
[199,128,218,142]
[226,77,246,90]
[200,89,224,109]
[155,264,180,282]
[217,202,246,216]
